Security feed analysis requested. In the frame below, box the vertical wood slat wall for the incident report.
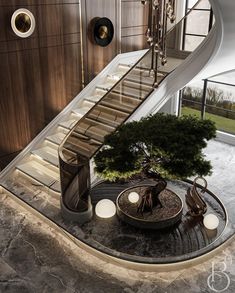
[0,0,82,169]
[121,0,149,52]
[82,0,149,84]
[81,0,121,84]
[0,0,149,169]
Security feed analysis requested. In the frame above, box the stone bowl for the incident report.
[116,184,183,230]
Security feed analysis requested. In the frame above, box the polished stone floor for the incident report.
[1,139,235,293]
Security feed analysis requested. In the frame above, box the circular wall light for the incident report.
[11,8,35,38]
[92,17,114,47]
[95,199,116,218]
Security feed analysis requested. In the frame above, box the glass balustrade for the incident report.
[58,0,209,221]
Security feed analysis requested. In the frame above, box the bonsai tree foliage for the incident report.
[94,113,216,183]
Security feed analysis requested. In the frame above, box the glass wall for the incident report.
[183,0,213,51]
[180,71,235,135]
[205,80,235,134]
[181,80,204,118]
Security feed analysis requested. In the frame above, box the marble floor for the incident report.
[0,139,235,293]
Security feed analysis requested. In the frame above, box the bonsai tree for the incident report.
[94,113,216,212]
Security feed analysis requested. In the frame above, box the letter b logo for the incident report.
[207,261,230,292]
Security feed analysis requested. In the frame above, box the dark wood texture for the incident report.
[0,1,82,169]
[121,0,149,52]
[0,0,150,169]
[82,0,121,83]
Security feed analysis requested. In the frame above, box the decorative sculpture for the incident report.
[137,182,165,214]
[185,177,208,217]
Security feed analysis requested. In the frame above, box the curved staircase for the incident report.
[0,0,234,265]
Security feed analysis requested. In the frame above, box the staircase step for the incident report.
[119,64,151,73]
[59,119,78,130]
[109,91,141,105]
[122,79,152,91]
[125,69,166,88]
[118,63,132,69]
[158,56,183,74]
[84,94,103,104]
[125,73,156,87]
[46,130,69,145]
[107,67,129,80]
[75,120,112,142]
[112,86,146,100]
[31,146,59,167]
[125,75,154,86]
[1,172,60,204]
[64,134,99,158]
[72,106,91,117]
[96,81,116,91]
[85,117,116,130]
[100,98,136,114]
[86,107,126,128]
[16,160,60,193]
[94,103,130,116]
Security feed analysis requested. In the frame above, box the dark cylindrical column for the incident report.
[59,149,93,223]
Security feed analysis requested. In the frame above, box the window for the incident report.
[180,80,204,118]
[182,0,213,51]
[179,72,235,136]
[205,80,235,135]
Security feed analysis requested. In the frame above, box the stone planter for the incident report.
[116,184,183,230]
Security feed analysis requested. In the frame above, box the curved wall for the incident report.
[131,0,235,120]
[194,0,235,80]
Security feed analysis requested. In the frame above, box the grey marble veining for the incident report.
[0,194,139,293]
[204,140,235,200]
[3,171,230,264]
[204,140,235,224]
[2,140,235,264]
[2,193,235,292]
[1,139,235,292]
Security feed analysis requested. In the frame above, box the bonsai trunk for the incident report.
[137,166,167,214]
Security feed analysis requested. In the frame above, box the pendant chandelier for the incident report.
[141,0,176,86]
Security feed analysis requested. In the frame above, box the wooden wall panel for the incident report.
[0,1,82,169]
[0,0,150,169]
[0,0,78,6]
[82,0,121,83]
[121,0,149,52]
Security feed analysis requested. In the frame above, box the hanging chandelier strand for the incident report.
[141,0,176,87]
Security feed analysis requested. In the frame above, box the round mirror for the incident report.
[11,8,35,38]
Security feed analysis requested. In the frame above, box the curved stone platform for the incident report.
[3,176,230,265]
[86,179,228,264]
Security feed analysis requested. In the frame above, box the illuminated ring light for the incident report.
[93,17,114,47]
[11,8,35,38]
